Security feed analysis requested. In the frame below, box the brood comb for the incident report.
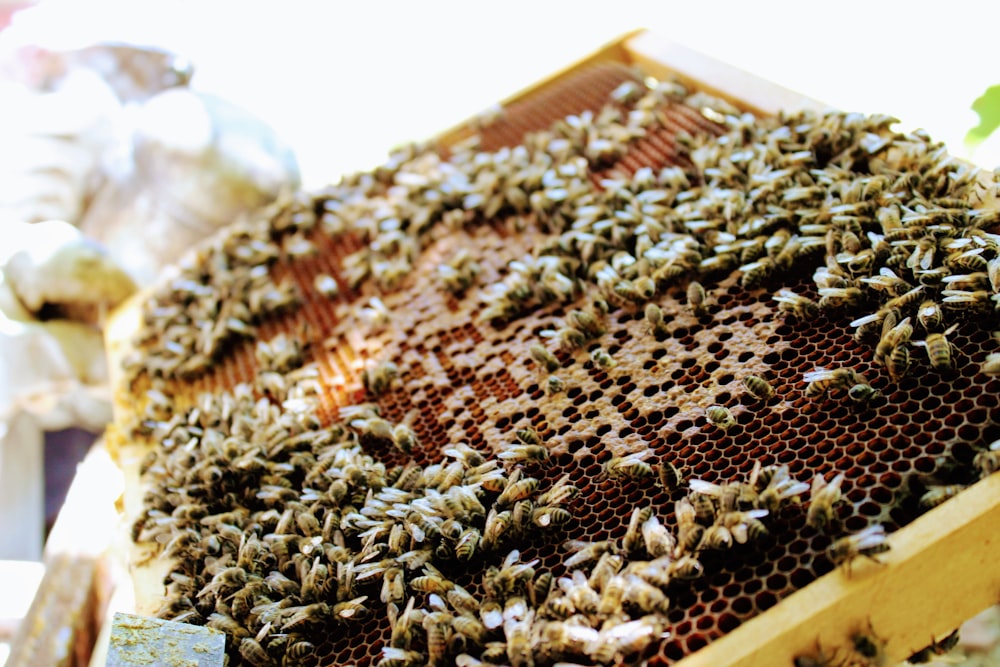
[109,31,1000,667]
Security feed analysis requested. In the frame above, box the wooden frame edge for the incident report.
[675,472,1000,667]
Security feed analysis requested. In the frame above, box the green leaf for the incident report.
[965,84,1000,150]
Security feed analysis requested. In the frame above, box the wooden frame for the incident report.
[103,28,1000,667]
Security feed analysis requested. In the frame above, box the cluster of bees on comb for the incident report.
[119,66,1000,667]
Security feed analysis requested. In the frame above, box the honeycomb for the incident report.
[116,60,1000,667]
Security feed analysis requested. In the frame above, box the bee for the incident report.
[285,640,316,663]
[720,508,769,544]
[530,506,571,528]
[757,470,810,513]
[238,637,274,667]
[828,524,891,573]
[536,473,578,507]
[377,647,425,667]
[622,574,670,614]
[669,554,704,579]
[590,347,616,368]
[984,352,1000,376]
[540,325,587,352]
[657,460,684,492]
[674,497,705,555]
[623,506,654,556]
[563,539,617,569]
[774,289,819,319]
[604,449,655,480]
[455,528,481,561]
[592,616,668,664]
[806,473,844,531]
[913,324,959,371]
[690,492,716,526]
[847,383,880,405]
[818,286,863,309]
[699,523,733,551]
[313,273,340,299]
[803,367,863,397]
[706,404,736,431]
[529,344,560,373]
[915,299,944,332]
[547,375,565,394]
[644,302,669,336]
[739,257,775,288]
[362,360,399,396]
[499,443,549,463]
[422,612,451,667]
[392,423,418,454]
[919,484,965,509]
[687,280,708,316]
[482,508,512,551]
[886,344,911,382]
[906,628,961,664]
[451,612,487,644]
[851,620,887,666]
[973,439,1000,478]
[496,472,539,508]
[742,374,774,402]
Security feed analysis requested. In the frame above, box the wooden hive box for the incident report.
[105,29,1000,667]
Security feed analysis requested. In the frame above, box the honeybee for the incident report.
[362,360,399,396]
[919,484,965,509]
[604,449,655,480]
[674,497,704,555]
[657,460,684,492]
[886,344,911,382]
[847,383,880,405]
[913,324,959,371]
[706,405,736,431]
[590,347,617,368]
[623,506,653,556]
[773,289,820,319]
[699,523,733,551]
[720,508,769,544]
[285,640,316,663]
[641,514,675,558]
[827,524,891,572]
[906,628,961,664]
[803,367,863,397]
[377,647,425,667]
[531,506,571,528]
[536,473,578,507]
[547,375,565,394]
[622,574,670,614]
[817,286,862,309]
[757,469,810,513]
[687,280,708,316]
[806,473,844,531]
[973,439,1000,478]
[499,443,549,463]
[739,257,775,288]
[669,554,704,579]
[742,374,774,401]
[496,473,539,508]
[644,302,669,336]
[530,344,560,373]
[515,427,541,445]
[238,637,274,667]
[851,620,887,666]
[916,299,944,332]
[563,539,617,569]
[984,352,1000,376]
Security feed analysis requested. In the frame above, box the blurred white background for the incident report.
[3,0,999,188]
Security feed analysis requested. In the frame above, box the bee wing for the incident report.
[853,524,887,548]
[850,312,881,328]
[802,367,834,382]
[688,478,724,496]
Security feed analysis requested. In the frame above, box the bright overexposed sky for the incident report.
[3,1,999,188]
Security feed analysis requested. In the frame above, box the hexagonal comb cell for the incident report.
[116,52,999,667]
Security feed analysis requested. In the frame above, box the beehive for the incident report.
[107,31,1000,667]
